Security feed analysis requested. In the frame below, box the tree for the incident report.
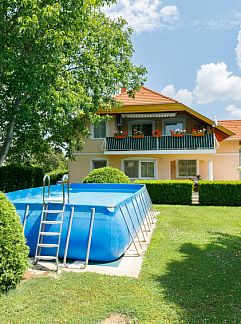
[0,1,146,166]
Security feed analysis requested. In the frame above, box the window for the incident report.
[178,160,197,177]
[92,121,106,138]
[92,159,107,170]
[131,123,153,136]
[124,161,139,178]
[128,120,154,136]
[165,122,183,135]
[124,160,155,179]
[141,162,155,178]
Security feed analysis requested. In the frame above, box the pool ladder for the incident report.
[34,174,69,272]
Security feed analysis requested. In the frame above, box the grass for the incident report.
[1,205,241,323]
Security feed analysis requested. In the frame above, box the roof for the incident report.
[115,86,178,105]
[98,86,234,139]
[218,120,241,139]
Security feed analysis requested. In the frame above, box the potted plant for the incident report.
[152,129,162,138]
[114,130,128,138]
[132,129,144,138]
[191,128,206,136]
[170,129,186,137]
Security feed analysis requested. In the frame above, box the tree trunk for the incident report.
[0,98,21,166]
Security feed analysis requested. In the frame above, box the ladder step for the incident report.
[44,197,64,202]
[41,220,62,224]
[38,244,59,248]
[36,255,57,260]
[43,210,64,214]
[40,232,60,236]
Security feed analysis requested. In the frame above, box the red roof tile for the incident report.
[218,120,241,139]
[115,86,178,106]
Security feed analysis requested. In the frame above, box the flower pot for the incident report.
[171,134,184,138]
[114,135,127,139]
[153,134,162,138]
[192,133,204,137]
[132,135,144,139]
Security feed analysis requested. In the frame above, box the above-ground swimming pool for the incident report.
[7,183,152,262]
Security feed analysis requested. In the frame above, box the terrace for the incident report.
[103,133,216,154]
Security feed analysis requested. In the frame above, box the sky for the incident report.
[104,0,241,121]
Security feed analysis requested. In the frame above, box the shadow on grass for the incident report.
[155,233,241,323]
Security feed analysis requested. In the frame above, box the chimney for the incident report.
[121,87,126,94]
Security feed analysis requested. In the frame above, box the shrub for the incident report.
[48,169,68,185]
[135,180,193,205]
[83,166,131,184]
[0,164,44,192]
[0,192,29,292]
[199,181,241,206]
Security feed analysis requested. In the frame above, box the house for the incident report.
[69,87,241,182]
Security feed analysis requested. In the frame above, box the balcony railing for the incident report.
[104,134,215,151]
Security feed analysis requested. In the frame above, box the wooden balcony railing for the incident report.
[104,134,215,151]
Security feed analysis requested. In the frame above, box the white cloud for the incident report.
[162,84,194,105]
[193,62,241,104]
[103,1,180,33]
[160,28,241,119]
[190,10,241,32]
[236,29,241,70]
[160,5,179,21]
[161,62,241,107]
[225,104,241,118]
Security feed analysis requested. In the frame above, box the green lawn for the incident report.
[1,205,241,323]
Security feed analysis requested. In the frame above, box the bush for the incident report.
[135,180,193,205]
[48,169,68,185]
[83,167,131,184]
[0,164,44,192]
[199,181,241,206]
[0,193,29,292]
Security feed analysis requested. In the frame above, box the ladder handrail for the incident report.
[43,174,51,204]
[43,173,69,204]
[62,174,69,203]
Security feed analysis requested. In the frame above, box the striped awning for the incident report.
[122,113,177,118]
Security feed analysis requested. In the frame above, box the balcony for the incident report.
[103,134,216,154]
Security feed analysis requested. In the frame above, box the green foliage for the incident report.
[0,206,240,322]
[135,180,193,205]
[199,181,241,206]
[21,149,67,173]
[0,165,44,192]
[0,192,29,292]
[0,0,146,165]
[83,166,131,184]
[48,169,68,185]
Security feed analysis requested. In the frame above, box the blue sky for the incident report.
[105,0,241,120]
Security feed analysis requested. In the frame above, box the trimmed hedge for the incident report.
[0,192,29,292]
[0,165,44,192]
[135,180,193,205]
[199,181,241,206]
[83,166,131,184]
[0,165,68,192]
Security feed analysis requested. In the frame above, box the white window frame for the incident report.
[90,158,108,171]
[176,159,199,178]
[163,118,186,135]
[121,157,157,180]
[128,120,155,136]
[90,120,108,139]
